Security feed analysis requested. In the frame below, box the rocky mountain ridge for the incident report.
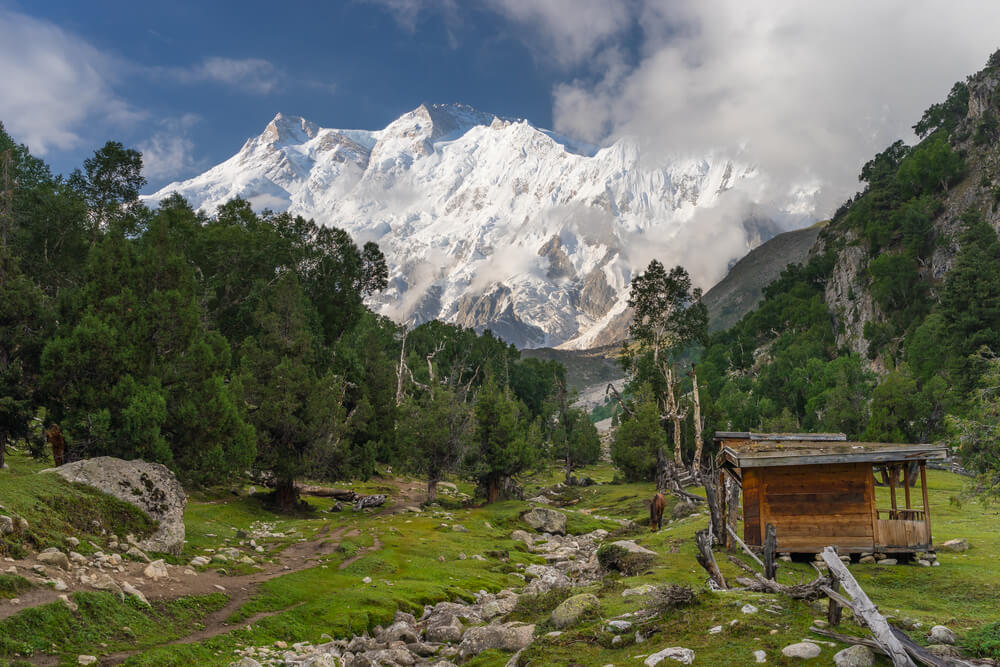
[145,103,812,349]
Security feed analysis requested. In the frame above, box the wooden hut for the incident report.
[715,432,948,555]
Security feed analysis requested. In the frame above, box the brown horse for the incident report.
[45,424,66,467]
[650,492,666,531]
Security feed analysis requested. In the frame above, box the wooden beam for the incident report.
[819,548,915,666]
[889,464,898,518]
[726,525,764,568]
[827,546,842,627]
[763,523,778,581]
[695,528,727,589]
[903,464,912,510]
[920,461,932,547]
[867,467,880,551]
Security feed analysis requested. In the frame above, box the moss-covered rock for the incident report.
[550,593,599,628]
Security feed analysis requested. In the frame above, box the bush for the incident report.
[596,543,654,575]
[962,621,1000,659]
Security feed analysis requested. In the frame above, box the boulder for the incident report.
[425,615,464,643]
[522,564,571,595]
[38,550,70,570]
[47,457,186,555]
[121,581,150,606]
[781,642,821,659]
[645,647,695,665]
[0,515,14,535]
[457,622,535,659]
[939,538,969,552]
[606,620,632,633]
[753,650,767,663]
[383,621,419,644]
[833,644,874,667]
[621,584,657,598]
[521,508,566,535]
[354,494,386,510]
[126,546,150,563]
[78,656,98,665]
[930,625,956,645]
[89,573,124,600]
[671,501,700,519]
[189,556,210,567]
[608,540,656,555]
[550,593,599,628]
[143,559,169,580]
[926,644,963,658]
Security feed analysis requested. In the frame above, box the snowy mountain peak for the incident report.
[145,104,811,349]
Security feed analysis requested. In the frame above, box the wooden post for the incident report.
[719,469,728,548]
[919,461,932,546]
[827,545,842,626]
[695,528,727,589]
[888,464,898,519]
[763,523,778,581]
[726,475,740,552]
[902,464,911,511]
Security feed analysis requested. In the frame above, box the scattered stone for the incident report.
[122,581,150,606]
[78,655,97,665]
[939,538,969,552]
[362,576,372,584]
[126,546,150,563]
[457,622,535,659]
[741,604,758,614]
[833,644,874,667]
[354,494,386,510]
[876,559,898,566]
[452,524,469,533]
[644,646,695,665]
[66,537,80,547]
[143,559,168,580]
[753,650,767,663]
[58,594,78,612]
[916,559,931,567]
[606,620,633,633]
[526,495,552,505]
[48,456,187,555]
[621,584,657,598]
[781,642,821,659]
[426,615,465,643]
[38,550,71,570]
[859,556,876,564]
[69,551,87,565]
[89,573,124,600]
[708,625,723,634]
[521,507,567,535]
[189,556,210,567]
[510,530,534,547]
[551,593,599,628]
[47,578,68,591]
[0,516,13,535]
[607,540,656,556]
[930,625,956,645]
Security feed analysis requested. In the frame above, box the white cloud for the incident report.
[0,10,141,154]
[547,0,1000,217]
[161,57,281,94]
[138,114,201,180]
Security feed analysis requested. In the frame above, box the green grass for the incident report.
[0,453,157,559]
[0,574,32,599]
[1,458,998,666]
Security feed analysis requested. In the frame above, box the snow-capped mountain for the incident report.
[144,103,806,349]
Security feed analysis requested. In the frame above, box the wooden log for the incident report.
[726,525,764,568]
[763,523,778,580]
[726,476,740,552]
[819,547,915,667]
[296,484,357,501]
[701,467,726,546]
[727,555,829,599]
[810,627,886,655]
[695,528,727,589]
[827,545,843,627]
[920,461,932,546]
[903,464,912,510]
[889,464,898,518]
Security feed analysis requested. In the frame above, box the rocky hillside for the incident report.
[702,222,824,332]
[144,104,810,349]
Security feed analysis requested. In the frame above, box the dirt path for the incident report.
[5,478,427,664]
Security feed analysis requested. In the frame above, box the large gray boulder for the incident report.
[46,457,186,555]
[833,645,874,667]
[457,622,535,659]
[522,508,566,535]
[550,593,599,628]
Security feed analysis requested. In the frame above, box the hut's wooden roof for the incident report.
[717,438,948,469]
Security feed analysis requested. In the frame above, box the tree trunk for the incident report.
[565,454,572,485]
[487,478,500,504]
[726,476,740,552]
[691,366,703,472]
[427,478,438,503]
[395,332,408,406]
[0,438,5,471]
[664,366,684,467]
[274,477,299,512]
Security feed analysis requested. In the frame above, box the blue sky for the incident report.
[4,1,1000,209]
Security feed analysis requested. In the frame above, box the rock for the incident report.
[353,494,386,510]
[47,578,68,591]
[522,564,571,595]
[926,644,963,658]
[833,644,874,667]
[127,546,150,563]
[66,536,80,547]
[236,659,263,667]
[608,540,656,555]
[741,604,758,614]
[122,581,150,606]
[47,457,187,555]
[859,556,876,564]
[510,530,534,546]
[521,508,567,535]
[606,620,632,633]
[451,524,469,533]
[78,655,98,665]
[17,517,28,532]
[930,625,956,644]
[550,593,599,628]
[383,621,419,643]
[143,559,169,580]
[362,576,372,584]
[876,559,898,566]
[781,642,822,659]
[189,556,210,567]
[426,615,464,643]
[38,550,70,570]
[939,538,969,552]
[644,647,695,665]
[0,515,12,535]
[458,622,535,659]
[753,650,767,663]
[916,559,931,567]
[481,597,518,620]
[69,551,87,564]
[621,584,657,597]
[708,625,722,634]
[671,501,700,519]
[58,594,78,612]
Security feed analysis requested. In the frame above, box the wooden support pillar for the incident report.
[827,545,843,627]
[719,470,728,548]
[763,523,778,581]
[919,461,932,545]
[903,464,911,510]
[726,476,740,552]
[888,464,898,519]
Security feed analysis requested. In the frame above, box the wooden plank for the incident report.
[734,449,949,468]
[920,462,932,547]
[889,464,898,514]
[827,546,842,626]
[763,523,777,580]
[903,465,912,509]
[867,467,880,548]
[819,548,917,667]
[778,538,874,551]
